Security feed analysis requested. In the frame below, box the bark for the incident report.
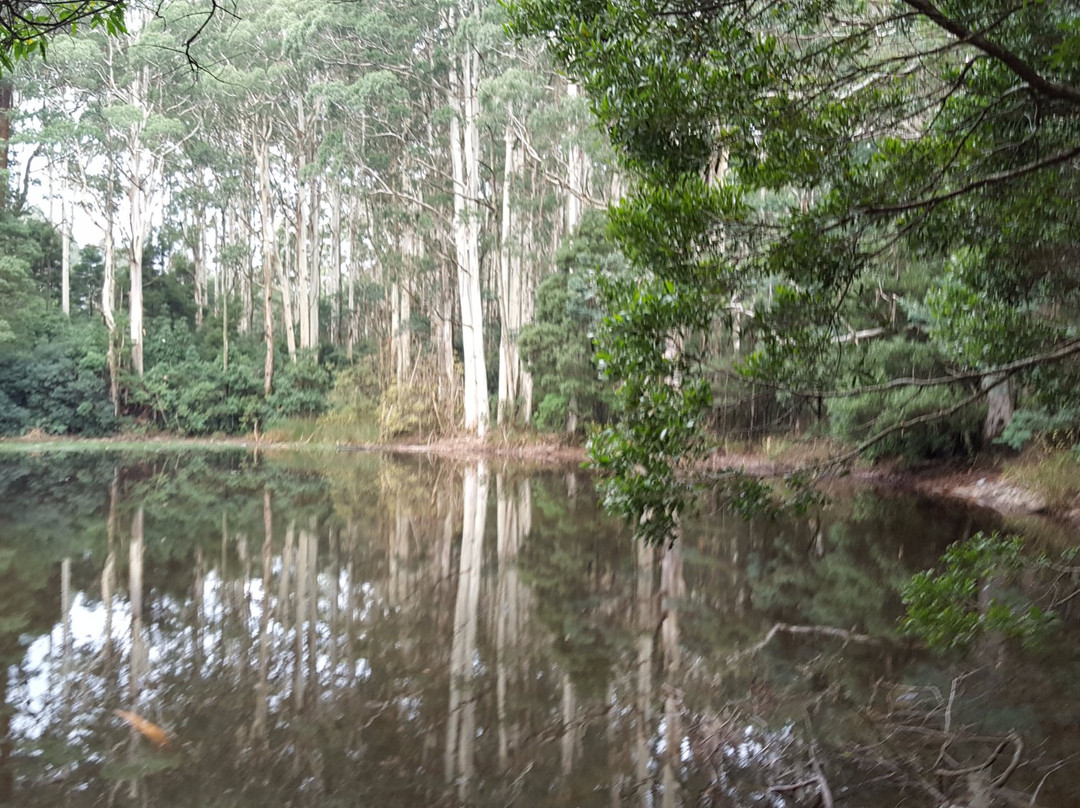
[61,202,71,316]
[296,98,312,352]
[436,257,456,400]
[0,78,10,210]
[982,373,1013,442]
[497,117,535,426]
[395,167,422,386]
[449,28,490,436]
[309,178,321,348]
[102,174,119,412]
[254,122,277,395]
[498,120,520,425]
[120,61,165,379]
[330,181,343,345]
[347,200,358,360]
[391,280,412,385]
[280,225,297,362]
[564,82,592,234]
[192,205,207,328]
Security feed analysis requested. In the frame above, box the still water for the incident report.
[0,449,1078,806]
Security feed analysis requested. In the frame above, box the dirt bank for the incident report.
[2,432,1056,520]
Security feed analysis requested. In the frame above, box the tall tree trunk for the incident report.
[102,178,119,412]
[449,30,489,437]
[238,202,253,335]
[309,178,321,349]
[564,84,592,234]
[124,64,160,378]
[390,280,412,386]
[61,201,71,316]
[983,374,1013,442]
[280,230,298,361]
[347,199,358,360]
[0,78,11,210]
[128,147,146,377]
[193,205,207,328]
[497,117,532,426]
[295,158,311,351]
[255,123,277,395]
[330,181,343,345]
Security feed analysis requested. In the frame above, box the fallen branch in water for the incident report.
[727,622,877,666]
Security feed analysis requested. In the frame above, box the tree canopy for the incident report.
[0,1,126,72]
[508,0,1080,541]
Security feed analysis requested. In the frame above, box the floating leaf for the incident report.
[114,709,170,749]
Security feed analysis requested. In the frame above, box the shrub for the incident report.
[534,393,569,432]
[320,359,381,431]
[0,328,118,436]
[997,407,1080,452]
[827,338,982,461]
[900,532,1056,651]
[378,383,440,440]
[265,356,333,420]
[133,354,262,435]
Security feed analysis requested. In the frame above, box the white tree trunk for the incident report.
[347,200,358,361]
[308,178,321,349]
[101,172,119,411]
[122,64,162,379]
[449,36,489,437]
[254,123,277,394]
[497,118,531,426]
[330,181,342,345]
[564,82,592,234]
[61,201,70,316]
[192,205,206,329]
[280,227,297,362]
[983,373,1013,442]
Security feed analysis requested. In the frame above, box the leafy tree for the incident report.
[0,2,126,73]
[509,0,1080,540]
[519,210,616,433]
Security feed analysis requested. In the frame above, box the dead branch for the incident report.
[727,622,877,666]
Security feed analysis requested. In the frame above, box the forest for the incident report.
[6,5,1080,804]
[0,0,617,443]
[4,1,1080,532]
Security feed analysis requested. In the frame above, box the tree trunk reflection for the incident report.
[446,461,488,799]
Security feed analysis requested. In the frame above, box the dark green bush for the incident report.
[997,407,1080,452]
[133,354,263,435]
[265,356,333,420]
[828,338,982,461]
[0,327,118,436]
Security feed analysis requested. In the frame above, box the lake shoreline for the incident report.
[0,431,1060,521]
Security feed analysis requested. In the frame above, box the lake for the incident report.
[1,448,1077,806]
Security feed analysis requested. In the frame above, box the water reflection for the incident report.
[0,450,1076,806]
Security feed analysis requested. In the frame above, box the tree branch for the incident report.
[902,0,1080,108]
[862,144,1080,216]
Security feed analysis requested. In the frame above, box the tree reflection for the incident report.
[0,451,1075,806]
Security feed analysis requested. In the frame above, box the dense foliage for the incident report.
[901,532,1058,651]
[509,0,1080,539]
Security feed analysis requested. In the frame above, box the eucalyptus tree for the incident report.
[446,0,490,436]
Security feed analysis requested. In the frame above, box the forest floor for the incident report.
[3,430,1071,522]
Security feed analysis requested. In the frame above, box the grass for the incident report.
[1002,447,1080,512]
